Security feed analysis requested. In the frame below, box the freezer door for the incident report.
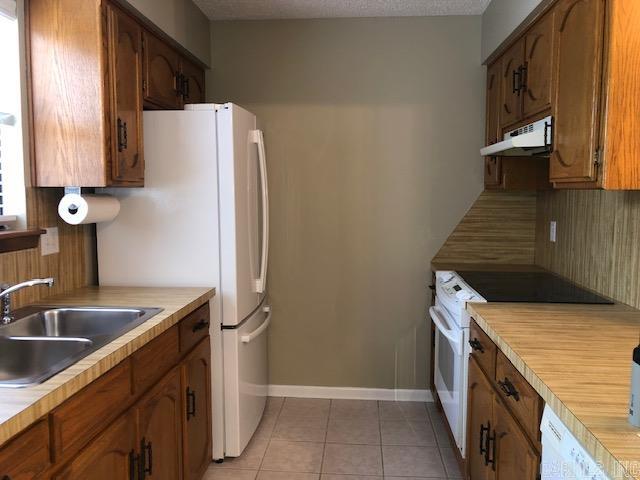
[218,103,269,326]
[222,301,271,456]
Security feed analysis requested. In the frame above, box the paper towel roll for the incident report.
[58,193,121,225]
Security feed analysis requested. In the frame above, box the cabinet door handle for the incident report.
[479,423,489,457]
[175,72,185,96]
[117,118,128,152]
[498,377,520,401]
[469,338,484,353]
[512,68,522,95]
[519,64,528,93]
[182,77,190,100]
[485,429,497,470]
[141,438,153,477]
[186,387,196,420]
[129,450,140,480]
[192,319,210,332]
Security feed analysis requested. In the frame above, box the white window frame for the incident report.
[0,0,27,230]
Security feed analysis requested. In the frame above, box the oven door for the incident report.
[430,301,466,450]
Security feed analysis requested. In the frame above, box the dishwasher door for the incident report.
[540,405,610,479]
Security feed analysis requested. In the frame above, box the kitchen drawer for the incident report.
[0,420,50,480]
[51,360,132,461]
[179,303,210,354]
[495,350,543,445]
[469,320,497,378]
[132,324,180,394]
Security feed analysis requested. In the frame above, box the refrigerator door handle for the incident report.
[241,306,272,343]
[251,129,269,294]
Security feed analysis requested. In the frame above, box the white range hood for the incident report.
[480,115,553,157]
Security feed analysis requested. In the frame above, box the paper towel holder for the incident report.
[63,187,81,215]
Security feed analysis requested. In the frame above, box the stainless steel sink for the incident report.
[0,306,162,388]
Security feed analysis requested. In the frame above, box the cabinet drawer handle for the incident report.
[141,438,153,477]
[498,377,520,401]
[186,387,197,420]
[469,338,484,353]
[192,319,210,332]
[117,118,128,151]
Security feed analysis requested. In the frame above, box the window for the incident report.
[0,0,26,229]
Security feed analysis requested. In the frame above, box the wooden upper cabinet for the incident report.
[522,10,555,118]
[499,41,525,129]
[29,0,207,187]
[135,367,184,480]
[492,397,540,480]
[107,4,144,185]
[29,0,144,187]
[143,31,182,109]
[29,0,111,186]
[52,411,136,480]
[182,338,212,480]
[181,59,207,105]
[550,0,605,184]
[486,62,502,146]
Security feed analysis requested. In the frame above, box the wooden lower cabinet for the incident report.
[467,357,540,480]
[491,398,540,480]
[466,320,542,480]
[52,412,137,480]
[467,358,495,480]
[182,338,212,480]
[135,368,184,480]
[0,420,50,480]
[0,307,214,480]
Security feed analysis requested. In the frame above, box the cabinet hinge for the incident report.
[594,147,602,167]
[142,79,147,91]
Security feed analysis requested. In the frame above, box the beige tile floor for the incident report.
[204,397,464,479]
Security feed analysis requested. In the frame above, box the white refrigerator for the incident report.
[96,103,271,460]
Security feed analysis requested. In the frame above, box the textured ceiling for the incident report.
[194,0,492,21]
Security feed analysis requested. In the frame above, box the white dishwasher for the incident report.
[540,405,611,480]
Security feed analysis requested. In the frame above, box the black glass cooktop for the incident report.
[457,271,614,304]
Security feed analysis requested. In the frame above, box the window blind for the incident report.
[0,0,16,20]
[0,116,14,216]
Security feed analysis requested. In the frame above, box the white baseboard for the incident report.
[267,384,433,402]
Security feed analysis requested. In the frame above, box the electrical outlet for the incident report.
[550,221,557,243]
[40,227,59,256]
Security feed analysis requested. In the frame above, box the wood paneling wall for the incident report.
[0,188,93,308]
[535,190,640,307]
[433,191,538,265]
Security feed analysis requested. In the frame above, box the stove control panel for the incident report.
[436,271,483,304]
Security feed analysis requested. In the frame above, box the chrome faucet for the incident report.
[0,278,54,325]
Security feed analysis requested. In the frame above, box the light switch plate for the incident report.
[550,221,557,243]
[41,227,59,256]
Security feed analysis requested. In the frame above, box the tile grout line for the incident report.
[318,398,331,476]
[428,403,459,479]
[256,397,284,476]
[378,400,385,478]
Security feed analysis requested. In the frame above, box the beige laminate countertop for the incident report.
[0,286,215,447]
[468,302,640,480]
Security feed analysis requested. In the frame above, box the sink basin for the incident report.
[0,306,162,388]
[0,337,93,388]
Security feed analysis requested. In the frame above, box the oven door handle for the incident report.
[429,306,462,354]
